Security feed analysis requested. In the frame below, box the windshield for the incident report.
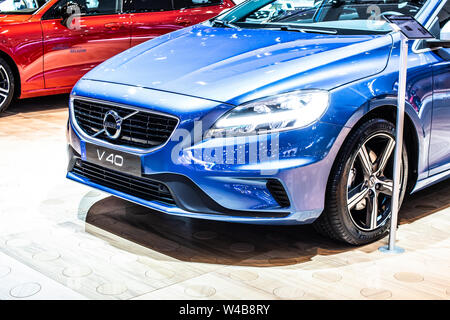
[0,0,48,14]
[213,0,428,35]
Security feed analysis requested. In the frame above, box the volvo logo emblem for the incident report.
[103,110,122,139]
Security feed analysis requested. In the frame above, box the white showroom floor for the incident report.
[0,95,449,300]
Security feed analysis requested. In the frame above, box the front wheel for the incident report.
[314,119,408,245]
[0,58,15,114]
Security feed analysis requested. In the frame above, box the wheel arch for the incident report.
[0,49,21,99]
[336,100,421,194]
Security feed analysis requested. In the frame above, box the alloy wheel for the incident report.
[0,65,11,108]
[346,133,403,231]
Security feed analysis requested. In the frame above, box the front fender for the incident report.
[0,22,44,94]
[326,89,430,186]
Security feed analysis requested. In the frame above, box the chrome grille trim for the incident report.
[70,95,180,154]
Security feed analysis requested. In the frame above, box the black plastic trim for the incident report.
[266,179,291,208]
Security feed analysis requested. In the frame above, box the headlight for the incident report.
[206,90,330,138]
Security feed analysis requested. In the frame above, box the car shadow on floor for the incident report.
[0,94,69,118]
[83,179,450,267]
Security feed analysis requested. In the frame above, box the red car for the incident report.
[0,0,235,113]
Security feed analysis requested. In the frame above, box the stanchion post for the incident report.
[379,15,435,254]
[379,29,408,254]
[389,32,408,252]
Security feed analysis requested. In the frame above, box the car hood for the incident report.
[83,24,393,105]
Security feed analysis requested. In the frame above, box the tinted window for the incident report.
[44,0,122,18]
[218,0,427,34]
[0,0,48,14]
[85,0,122,14]
[424,2,450,40]
[125,0,172,11]
[173,0,222,10]
[438,1,450,28]
[244,0,426,24]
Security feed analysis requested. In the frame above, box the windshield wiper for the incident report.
[211,19,237,29]
[272,25,338,35]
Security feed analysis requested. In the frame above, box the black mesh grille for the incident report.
[267,180,290,208]
[73,99,178,149]
[71,160,176,206]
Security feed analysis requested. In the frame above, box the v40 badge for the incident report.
[85,143,141,177]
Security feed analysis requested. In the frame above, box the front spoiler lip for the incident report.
[67,171,322,225]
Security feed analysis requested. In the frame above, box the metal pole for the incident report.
[380,32,408,254]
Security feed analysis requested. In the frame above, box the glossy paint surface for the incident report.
[84,25,393,105]
[68,0,449,224]
[0,0,233,99]
[429,51,450,176]
[0,14,46,93]
[41,14,131,89]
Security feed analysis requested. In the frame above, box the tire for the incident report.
[0,58,15,114]
[313,118,408,245]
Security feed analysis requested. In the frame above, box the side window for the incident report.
[125,0,172,12]
[85,0,122,14]
[437,2,450,38]
[429,2,450,39]
[173,0,222,10]
[416,2,450,50]
[44,0,122,19]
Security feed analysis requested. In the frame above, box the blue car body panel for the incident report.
[83,26,394,107]
[67,0,450,224]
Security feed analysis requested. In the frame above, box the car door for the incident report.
[429,51,450,175]
[171,0,234,26]
[428,4,450,176]
[41,0,131,89]
[125,0,176,46]
[127,0,233,47]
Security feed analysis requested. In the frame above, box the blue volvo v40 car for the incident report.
[67,0,450,245]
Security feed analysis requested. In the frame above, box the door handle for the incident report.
[104,22,121,30]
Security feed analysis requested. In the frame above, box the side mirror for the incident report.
[58,2,83,29]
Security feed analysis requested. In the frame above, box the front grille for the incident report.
[73,99,178,149]
[267,180,290,208]
[71,160,176,206]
